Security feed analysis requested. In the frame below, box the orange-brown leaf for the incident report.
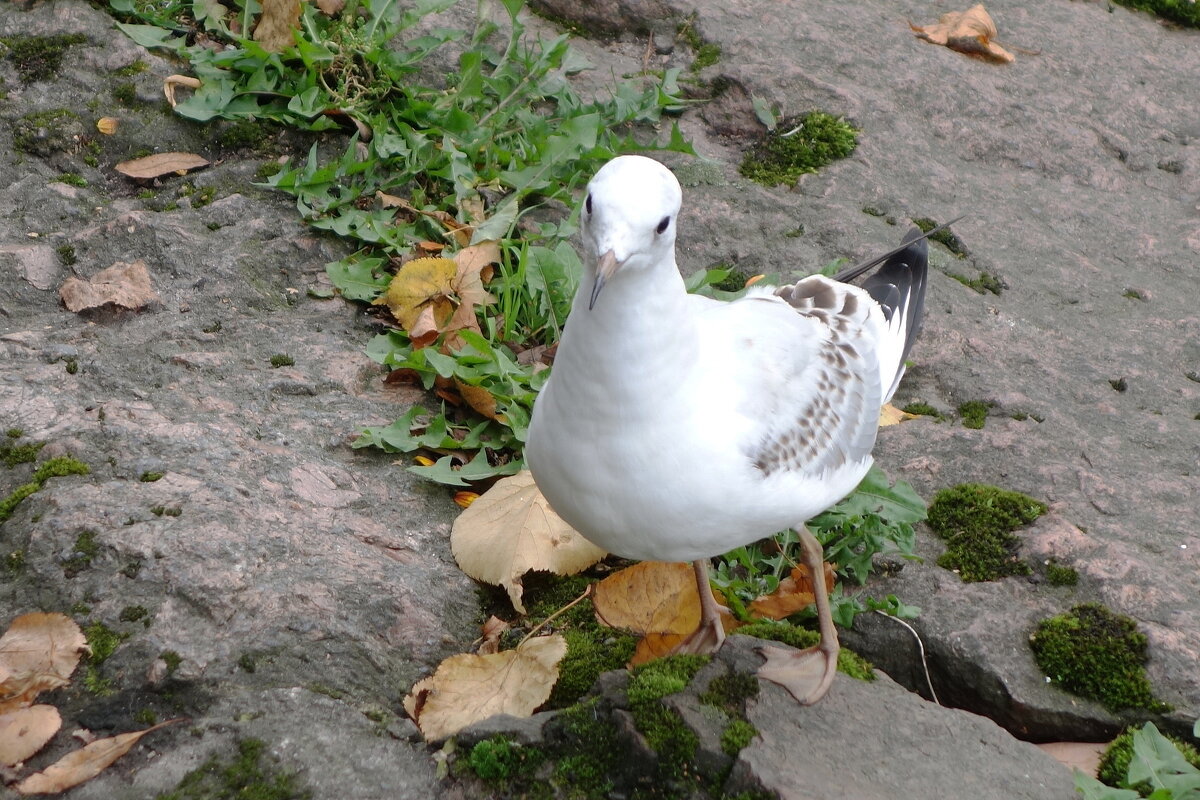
[454,491,480,509]
[593,562,700,635]
[115,152,210,180]
[59,260,160,314]
[454,379,498,420]
[747,563,835,621]
[477,615,509,655]
[629,632,691,666]
[13,720,180,795]
[911,4,1014,63]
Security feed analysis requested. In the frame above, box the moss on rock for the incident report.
[158,737,310,800]
[928,483,1045,582]
[740,111,858,187]
[1,34,88,82]
[736,620,875,681]
[1097,725,1200,795]
[1029,603,1170,713]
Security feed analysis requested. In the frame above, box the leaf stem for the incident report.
[518,584,592,646]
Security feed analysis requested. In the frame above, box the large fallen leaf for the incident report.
[594,562,700,636]
[252,0,300,52]
[115,152,210,180]
[747,563,835,621]
[60,260,160,313]
[14,720,179,795]
[451,471,606,613]
[0,705,61,767]
[403,635,567,741]
[0,613,87,713]
[630,632,691,667]
[1035,741,1106,776]
[911,4,1015,63]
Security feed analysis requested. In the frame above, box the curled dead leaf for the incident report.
[96,117,118,135]
[477,615,509,655]
[115,152,210,180]
[0,705,61,767]
[163,75,201,107]
[747,563,835,621]
[0,613,87,713]
[59,260,160,314]
[879,402,917,427]
[450,471,606,613]
[14,719,181,795]
[911,4,1015,63]
[403,635,567,741]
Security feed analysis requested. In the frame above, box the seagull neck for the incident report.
[567,260,698,364]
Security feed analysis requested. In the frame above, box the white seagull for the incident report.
[526,155,930,704]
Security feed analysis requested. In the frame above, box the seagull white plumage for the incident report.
[526,155,930,704]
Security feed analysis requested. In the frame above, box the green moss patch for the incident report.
[464,735,546,785]
[1111,0,1200,27]
[12,108,84,157]
[740,111,858,187]
[0,455,89,524]
[719,719,758,757]
[949,271,1004,295]
[1045,560,1079,587]
[913,217,969,258]
[1,436,45,468]
[158,738,310,800]
[83,620,128,695]
[928,483,1045,582]
[736,620,875,681]
[628,656,709,782]
[1,34,88,82]
[1097,726,1200,795]
[957,400,995,429]
[901,401,945,420]
[1029,603,1170,713]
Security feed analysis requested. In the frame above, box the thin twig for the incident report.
[873,609,940,705]
[518,584,593,647]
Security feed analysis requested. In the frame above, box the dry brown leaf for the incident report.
[403,635,567,741]
[14,719,180,795]
[911,4,1015,63]
[374,257,457,336]
[454,380,498,420]
[163,75,201,107]
[459,194,487,225]
[630,632,691,667]
[453,241,500,281]
[477,615,509,655]
[747,563,835,621]
[0,613,87,713]
[315,0,344,14]
[252,0,300,51]
[60,260,160,313]
[594,562,700,636]
[879,402,916,427]
[0,705,61,767]
[115,152,210,180]
[450,472,606,613]
[376,191,417,213]
[1035,742,1107,777]
[96,118,118,135]
[443,254,496,350]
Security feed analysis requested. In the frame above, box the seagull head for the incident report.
[581,155,682,309]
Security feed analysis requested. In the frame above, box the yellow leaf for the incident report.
[115,152,210,180]
[911,4,1015,63]
[454,491,480,509]
[403,635,567,741]
[593,562,700,636]
[879,402,917,427]
[0,705,61,767]
[450,471,606,613]
[96,117,118,135]
[252,0,300,52]
[375,257,457,337]
[413,455,435,467]
[0,613,87,714]
[14,720,180,795]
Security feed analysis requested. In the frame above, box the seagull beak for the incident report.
[589,249,621,310]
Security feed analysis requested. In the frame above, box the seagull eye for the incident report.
[585,194,593,215]
[656,216,670,234]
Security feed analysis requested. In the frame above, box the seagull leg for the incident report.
[756,525,840,704]
[671,559,727,655]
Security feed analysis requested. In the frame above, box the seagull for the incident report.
[526,154,931,704]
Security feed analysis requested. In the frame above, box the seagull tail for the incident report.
[855,227,929,403]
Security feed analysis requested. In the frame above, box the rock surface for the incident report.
[1,0,1197,797]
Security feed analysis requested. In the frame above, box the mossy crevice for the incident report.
[157,737,311,800]
[1,34,88,82]
[928,483,1045,581]
[1029,603,1170,713]
[1097,725,1200,794]
[913,216,969,258]
[740,111,858,187]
